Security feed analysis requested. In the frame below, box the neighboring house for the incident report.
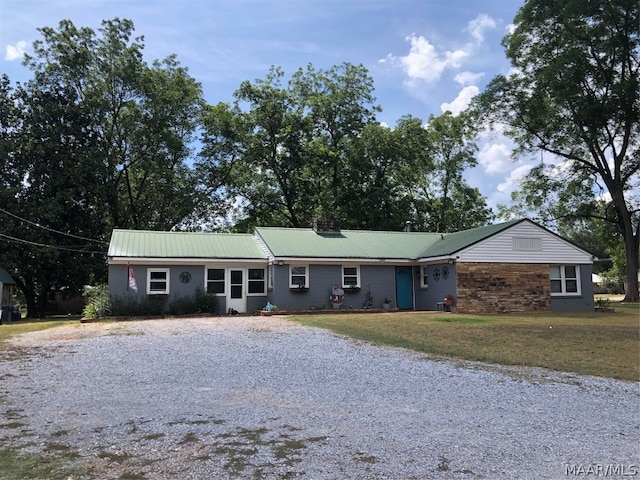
[0,267,17,322]
[107,219,595,315]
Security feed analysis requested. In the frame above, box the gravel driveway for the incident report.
[0,316,638,479]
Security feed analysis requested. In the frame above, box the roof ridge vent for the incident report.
[313,219,341,234]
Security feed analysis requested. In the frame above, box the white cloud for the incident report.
[483,163,533,208]
[381,15,497,87]
[389,33,468,84]
[466,14,497,44]
[454,71,484,86]
[440,85,478,115]
[5,40,27,61]
[497,164,533,193]
[478,142,514,174]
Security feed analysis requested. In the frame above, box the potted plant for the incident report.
[444,293,455,312]
[382,297,392,310]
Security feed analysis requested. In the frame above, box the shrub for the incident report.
[168,288,218,315]
[82,284,111,319]
[111,294,165,317]
[110,288,218,317]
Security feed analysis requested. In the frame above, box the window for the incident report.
[342,266,360,288]
[207,268,225,294]
[290,265,308,288]
[421,266,429,288]
[550,265,581,295]
[248,268,266,294]
[147,268,170,295]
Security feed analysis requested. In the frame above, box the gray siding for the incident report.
[109,265,205,300]
[415,264,457,310]
[550,264,595,312]
[268,264,398,311]
[108,264,227,314]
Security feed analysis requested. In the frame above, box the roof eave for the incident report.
[271,256,416,264]
[109,257,267,265]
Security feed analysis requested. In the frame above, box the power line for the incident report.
[0,206,108,245]
[0,233,107,255]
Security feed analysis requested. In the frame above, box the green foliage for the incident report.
[474,0,640,301]
[23,18,204,231]
[110,289,218,317]
[111,295,165,317]
[82,284,111,318]
[2,18,205,317]
[167,288,218,315]
[197,65,493,232]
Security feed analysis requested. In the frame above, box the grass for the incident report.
[0,446,90,480]
[0,316,79,346]
[288,302,640,381]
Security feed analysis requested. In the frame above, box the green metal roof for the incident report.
[108,229,267,260]
[107,219,531,262]
[254,227,441,260]
[0,267,16,284]
[419,219,524,258]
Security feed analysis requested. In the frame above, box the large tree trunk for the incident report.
[622,228,639,303]
[616,197,640,303]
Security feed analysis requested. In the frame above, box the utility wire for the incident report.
[0,233,107,255]
[0,206,109,245]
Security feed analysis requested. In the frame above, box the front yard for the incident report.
[289,302,640,381]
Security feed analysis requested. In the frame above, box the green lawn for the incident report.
[288,302,640,381]
[0,317,74,346]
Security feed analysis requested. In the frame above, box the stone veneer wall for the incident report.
[455,262,551,313]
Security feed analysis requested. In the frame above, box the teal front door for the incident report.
[395,266,414,309]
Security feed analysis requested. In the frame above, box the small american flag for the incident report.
[128,264,138,292]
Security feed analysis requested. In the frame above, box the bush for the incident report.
[83,284,111,318]
[110,288,218,317]
[110,294,165,317]
[168,288,218,315]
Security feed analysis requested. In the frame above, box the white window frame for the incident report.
[289,264,309,288]
[147,268,170,295]
[550,264,581,296]
[247,268,266,296]
[421,266,429,288]
[342,265,360,288]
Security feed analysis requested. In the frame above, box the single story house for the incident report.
[107,218,595,315]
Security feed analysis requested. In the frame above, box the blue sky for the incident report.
[1,0,534,212]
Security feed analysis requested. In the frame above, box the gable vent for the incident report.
[513,236,542,251]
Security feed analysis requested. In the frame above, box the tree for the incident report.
[197,64,494,233]
[338,118,424,230]
[0,18,205,315]
[195,63,382,230]
[24,18,204,230]
[0,78,107,317]
[408,112,492,232]
[474,0,639,301]
[289,63,381,218]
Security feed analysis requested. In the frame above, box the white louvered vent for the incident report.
[512,236,542,251]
